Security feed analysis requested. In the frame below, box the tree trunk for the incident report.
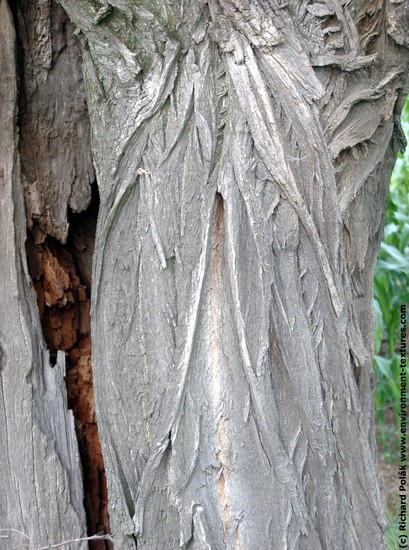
[0,0,88,547]
[1,0,409,548]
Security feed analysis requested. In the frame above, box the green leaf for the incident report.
[374,355,393,379]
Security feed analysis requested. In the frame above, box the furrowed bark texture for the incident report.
[4,0,409,548]
[0,0,94,547]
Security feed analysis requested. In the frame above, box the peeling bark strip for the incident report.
[53,0,409,548]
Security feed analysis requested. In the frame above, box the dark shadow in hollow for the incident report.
[26,183,113,550]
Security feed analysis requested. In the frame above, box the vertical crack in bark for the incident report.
[26,189,112,550]
[209,194,230,541]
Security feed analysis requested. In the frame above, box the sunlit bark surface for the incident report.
[1,0,409,548]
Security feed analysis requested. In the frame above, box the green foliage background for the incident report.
[374,99,409,430]
[373,98,409,549]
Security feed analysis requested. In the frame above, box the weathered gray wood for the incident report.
[16,0,95,244]
[0,0,87,547]
[2,0,409,548]
[55,0,409,548]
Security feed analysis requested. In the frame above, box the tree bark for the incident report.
[0,0,88,547]
[1,0,409,549]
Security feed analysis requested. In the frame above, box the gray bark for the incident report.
[57,1,409,548]
[1,0,409,549]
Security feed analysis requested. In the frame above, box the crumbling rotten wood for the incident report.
[0,0,87,547]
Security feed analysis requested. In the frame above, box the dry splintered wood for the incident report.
[0,531,113,550]
[0,0,88,548]
[1,0,409,549]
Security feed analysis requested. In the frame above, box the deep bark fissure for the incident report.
[8,1,113,545]
[25,186,112,550]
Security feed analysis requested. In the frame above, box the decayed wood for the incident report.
[55,0,409,548]
[0,0,87,547]
[25,194,111,548]
[16,0,94,243]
